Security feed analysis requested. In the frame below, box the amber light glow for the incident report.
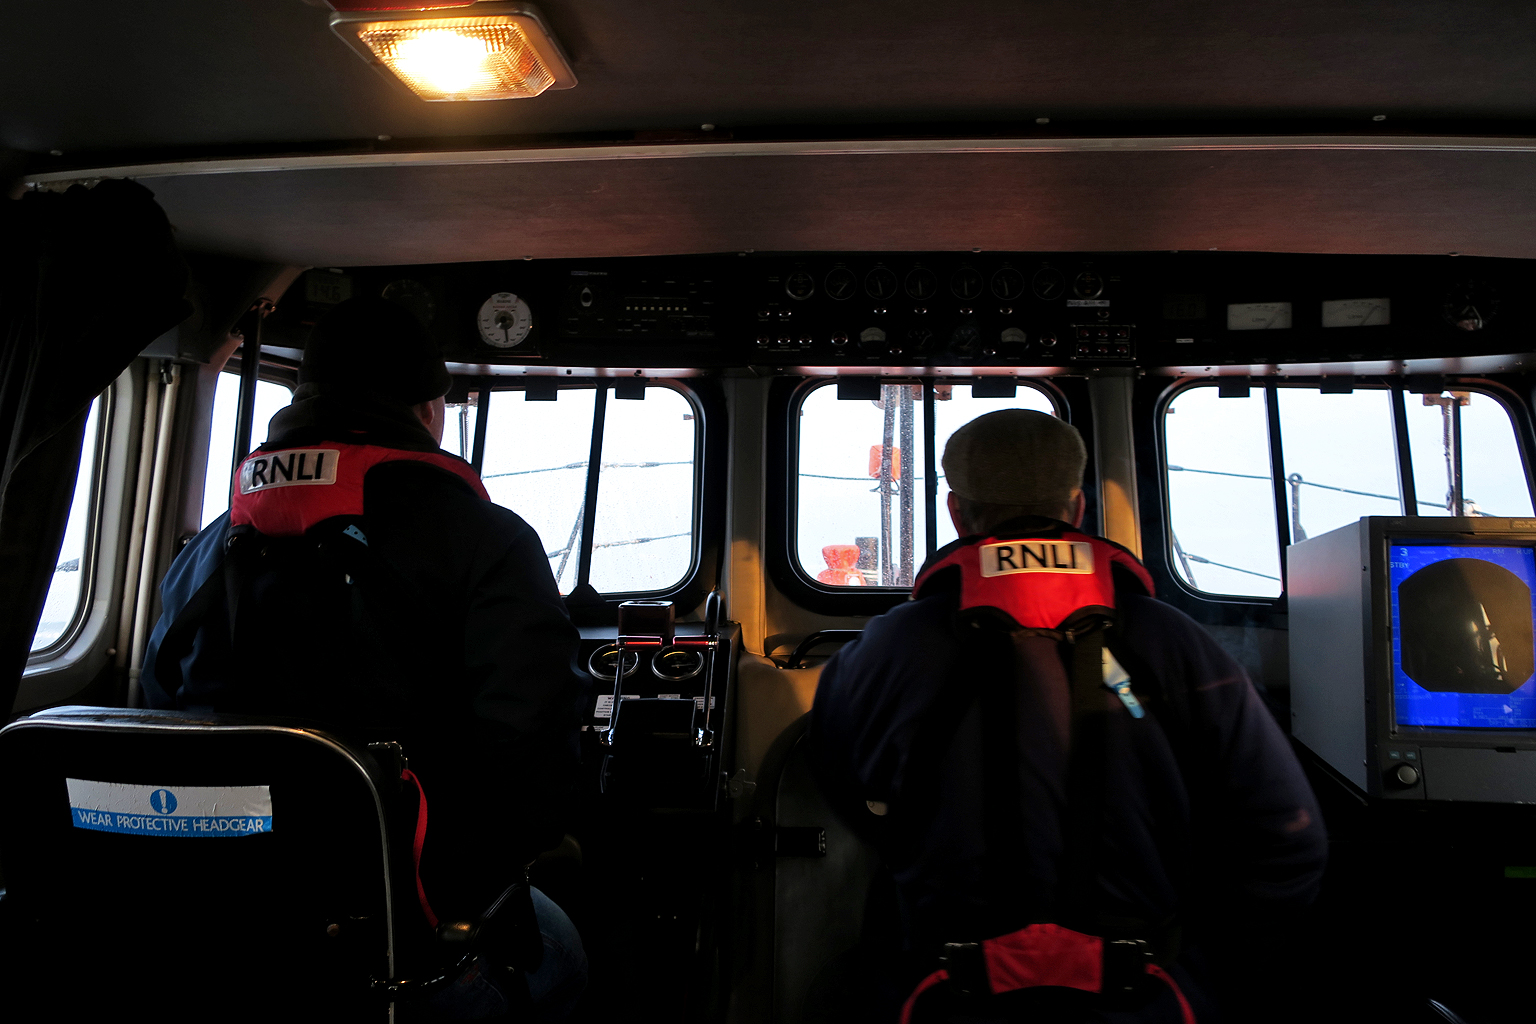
[356,17,555,100]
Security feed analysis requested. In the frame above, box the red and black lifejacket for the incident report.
[225,441,489,932]
[899,523,1195,1023]
[230,441,489,535]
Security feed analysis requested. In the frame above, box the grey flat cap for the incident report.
[941,409,1086,507]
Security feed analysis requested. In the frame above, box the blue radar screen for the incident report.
[1390,544,1536,728]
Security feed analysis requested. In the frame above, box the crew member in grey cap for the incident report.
[808,409,1326,1024]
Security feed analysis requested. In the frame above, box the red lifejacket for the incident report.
[230,441,489,536]
[228,440,487,932]
[902,529,1189,1023]
[912,525,1154,632]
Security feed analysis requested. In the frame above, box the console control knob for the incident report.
[1393,763,1421,787]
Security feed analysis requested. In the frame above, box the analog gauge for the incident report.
[651,645,704,683]
[477,292,533,348]
[1072,270,1105,299]
[1321,298,1391,328]
[1441,280,1498,332]
[1226,302,1293,330]
[865,267,899,301]
[587,644,639,682]
[824,267,858,301]
[1032,267,1066,301]
[381,279,435,327]
[785,271,816,301]
[950,267,984,300]
[949,321,981,354]
[857,326,887,353]
[905,267,938,300]
[906,326,936,354]
[992,267,1025,301]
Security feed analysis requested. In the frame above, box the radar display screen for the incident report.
[1390,543,1536,728]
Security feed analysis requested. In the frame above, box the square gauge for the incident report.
[1226,302,1293,330]
[1322,298,1391,328]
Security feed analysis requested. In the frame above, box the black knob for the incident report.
[1393,763,1421,787]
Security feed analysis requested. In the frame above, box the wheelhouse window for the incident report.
[1405,391,1532,519]
[32,394,107,653]
[1162,382,1534,600]
[478,383,699,597]
[202,371,295,528]
[1164,385,1282,598]
[794,379,1057,589]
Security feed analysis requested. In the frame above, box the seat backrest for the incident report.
[0,706,408,1018]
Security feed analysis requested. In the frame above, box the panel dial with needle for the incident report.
[477,292,533,348]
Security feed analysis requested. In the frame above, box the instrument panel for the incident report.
[269,252,1535,371]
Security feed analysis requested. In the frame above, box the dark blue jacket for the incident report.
[808,531,1327,955]
[143,389,586,920]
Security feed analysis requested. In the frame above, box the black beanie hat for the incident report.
[299,296,452,405]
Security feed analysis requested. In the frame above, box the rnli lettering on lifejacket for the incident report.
[239,449,340,495]
[979,539,1096,577]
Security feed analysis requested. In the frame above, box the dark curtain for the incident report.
[0,180,190,715]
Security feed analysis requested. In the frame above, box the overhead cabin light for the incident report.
[330,2,576,101]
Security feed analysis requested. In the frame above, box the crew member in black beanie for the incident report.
[143,297,589,1018]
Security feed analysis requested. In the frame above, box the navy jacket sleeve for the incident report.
[140,513,229,709]
[457,508,586,866]
[808,599,952,812]
[363,461,586,917]
[1117,595,1328,913]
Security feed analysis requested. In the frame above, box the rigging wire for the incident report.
[1167,464,1480,512]
[546,531,691,562]
[483,459,691,480]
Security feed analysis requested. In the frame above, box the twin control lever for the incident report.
[600,591,723,752]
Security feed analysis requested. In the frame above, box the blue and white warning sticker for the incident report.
[66,779,273,838]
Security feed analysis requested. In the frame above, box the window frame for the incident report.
[27,384,116,662]
[461,376,725,620]
[769,374,1074,615]
[1146,375,1536,618]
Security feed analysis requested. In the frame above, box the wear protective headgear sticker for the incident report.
[66,778,273,838]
